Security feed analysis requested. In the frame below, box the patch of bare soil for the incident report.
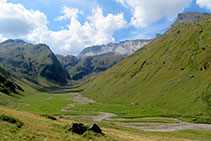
[73,94,96,104]
[123,121,211,132]
[60,104,75,112]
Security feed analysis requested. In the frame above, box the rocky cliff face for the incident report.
[77,39,151,58]
[0,39,70,84]
[175,12,209,24]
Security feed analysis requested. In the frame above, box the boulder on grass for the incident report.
[69,122,88,135]
[192,117,197,121]
[89,123,102,133]
[68,122,105,136]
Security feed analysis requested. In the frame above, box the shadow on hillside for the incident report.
[37,85,84,94]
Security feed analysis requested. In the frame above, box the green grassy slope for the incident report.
[0,65,39,105]
[56,54,125,80]
[70,55,126,80]
[82,15,211,118]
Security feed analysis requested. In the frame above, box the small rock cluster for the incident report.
[67,122,104,136]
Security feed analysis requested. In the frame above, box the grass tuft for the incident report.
[40,114,57,120]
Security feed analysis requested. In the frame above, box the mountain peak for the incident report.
[175,12,209,24]
[77,39,152,58]
[2,39,26,44]
[0,39,70,84]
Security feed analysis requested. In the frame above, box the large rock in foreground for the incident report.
[68,122,104,135]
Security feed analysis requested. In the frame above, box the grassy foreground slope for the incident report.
[1,106,211,141]
[82,15,211,118]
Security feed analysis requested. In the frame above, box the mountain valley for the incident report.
[0,12,211,140]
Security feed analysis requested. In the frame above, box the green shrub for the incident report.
[41,114,57,120]
[0,114,24,128]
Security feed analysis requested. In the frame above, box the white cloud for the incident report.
[116,0,192,27]
[29,7,127,55]
[196,0,211,11]
[87,7,127,43]
[0,34,7,42]
[56,6,83,21]
[0,1,127,55]
[0,0,6,3]
[0,1,48,37]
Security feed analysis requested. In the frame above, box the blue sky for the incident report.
[0,0,210,55]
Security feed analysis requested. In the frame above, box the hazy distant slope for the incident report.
[0,40,70,84]
[56,55,80,70]
[56,54,125,80]
[82,14,211,117]
[70,55,126,80]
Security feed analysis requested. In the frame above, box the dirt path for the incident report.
[118,118,211,132]
[73,94,96,104]
[92,112,116,121]
[124,122,211,132]
[60,104,75,112]
[60,93,95,112]
[60,93,211,132]
[62,112,116,121]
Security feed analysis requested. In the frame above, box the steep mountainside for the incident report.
[56,55,80,79]
[78,39,151,58]
[0,64,39,105]
[56,55,80,69]
[70,55,125,80]
[0,65,23,96]
[58,39,151,80]
[82,14,211,117]
[0,40,70,84]
[56,54,125,80]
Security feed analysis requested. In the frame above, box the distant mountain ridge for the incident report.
[0,39,70,84]
[77,39,151,58]
[58,39,152,80]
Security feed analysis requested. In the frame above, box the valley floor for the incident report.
[1,89,211,140]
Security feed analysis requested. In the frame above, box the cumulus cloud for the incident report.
[116,0,192,27]
[0,1,127,55]
[0,0,6,3]
[29,7,127,55]
[55,6,83,21]
[0,34,7,42]
[0,1,47,37]
[196,0,211,11]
